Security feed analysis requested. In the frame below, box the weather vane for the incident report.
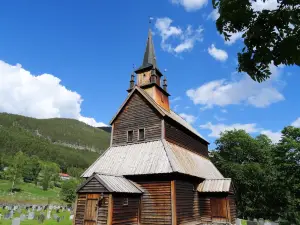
[149,16,154,24]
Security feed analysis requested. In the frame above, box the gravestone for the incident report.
[4,212,10,220]
[13,205,18,210]
[46,210,51,219]
[12,218,20,225]
[236,219,242,225]
[53,214,58,220]
[20,214,26,221]
[38,214,45,224]
[69,215,74,220]
[56,216,60,222]
[9,210,14,219]
[28,212,34,220]
[258,219,264,225]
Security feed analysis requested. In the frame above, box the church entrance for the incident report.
[84,194,99,225]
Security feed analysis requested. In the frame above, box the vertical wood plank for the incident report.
[107,194,113,225]
[171,180,177,225]
[226,197,231,223]
[161,119,165,139]
[72,196,78,225]
[110,124,114,147]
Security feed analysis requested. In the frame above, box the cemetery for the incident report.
[0,204,73,225]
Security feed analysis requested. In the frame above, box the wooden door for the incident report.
[84,194,99,225]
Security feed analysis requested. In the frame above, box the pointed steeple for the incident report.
[137,29,156,71]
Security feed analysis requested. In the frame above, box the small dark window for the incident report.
[123,198,128,206]
[138,128,145,140]
[127,130,133,142]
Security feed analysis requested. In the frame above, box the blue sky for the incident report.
[0,0,299,146]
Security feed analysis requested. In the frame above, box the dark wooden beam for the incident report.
[107,194,113,225]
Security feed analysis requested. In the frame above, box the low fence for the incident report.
[236,218,279,225]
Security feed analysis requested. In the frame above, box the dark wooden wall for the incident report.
[175,180,200,224]
[112,196,140,225]
[228,194,237,224]
[112,92,162,146]
[137,181,172,225]
[199,196,212,223]
[164,120,208,157]
[74,193,109,225]
[77,177,108,193]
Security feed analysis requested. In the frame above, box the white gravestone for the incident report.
[12,218,20,225]
[28,212,34,220]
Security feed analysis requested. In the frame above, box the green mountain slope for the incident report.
[0,113,110,170]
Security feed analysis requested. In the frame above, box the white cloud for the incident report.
[261,130,282,143]
[200,121,282,143]
[170,96,181,103]
[251,0,279,11]
[292,118,300,128]
[155,18,203,54]
[186,65,284,108]
[0,60,107,127]
[214,115,226,122]
[200,122,259,138]
[208,44,228,61]
[221,109,227,113]
[208,9,220,21]
[179,113,197,124]
[171,0,208,11]
[222,32,244,45]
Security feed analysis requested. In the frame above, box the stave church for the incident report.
[73,28,236,225]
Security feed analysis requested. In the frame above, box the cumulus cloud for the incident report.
[179,113,197,124]
[222,32,244,45]
[155,18,203,54]
[251,0,279,11]
[200,121,282,143]
[200,122,259,138]
[261,130,282,143]
[292,118,300,128]
[208,44,228,61]
[0,60,107,127]
[208,9,220,21]
[171,0,208,11]
[186,65,284,109]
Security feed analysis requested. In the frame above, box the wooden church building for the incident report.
[74,29,236,225]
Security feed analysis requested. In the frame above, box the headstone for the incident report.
[13,205,18,210]
[20,214,26,221]
[69,215,74,220]
[53,214,58,220]
[28,212,34,220]
[236,219,242,225]
[9,210,14,219]
[46,210,51,219]
[56,216,60,223]
[12,217,20,225]
[258,219,264,225]
[38,214,45,223]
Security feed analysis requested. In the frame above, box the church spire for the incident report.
[138,29,157,71]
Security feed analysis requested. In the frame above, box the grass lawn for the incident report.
[0,180,63,204]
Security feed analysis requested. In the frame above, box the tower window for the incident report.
[138,128,145,141]
[127,130,133,142]
[123,198,129,206]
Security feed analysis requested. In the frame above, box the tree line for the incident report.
[0,151,84,203]
[211,126,300,224]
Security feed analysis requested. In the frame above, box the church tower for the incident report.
[128,29,170,111]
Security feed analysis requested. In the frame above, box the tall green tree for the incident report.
[67,167,84,178]
[273,126,300,224]
[211,130,282,220]
[60,178,80,203]
[22,155,41,185]
[5,151,26,192]
[39,162,60,191]
[213,0,300,82]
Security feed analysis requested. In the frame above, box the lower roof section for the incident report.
[197,178,232,193]
[82,140,223,180]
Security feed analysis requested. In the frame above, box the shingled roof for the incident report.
[81,140,223,179]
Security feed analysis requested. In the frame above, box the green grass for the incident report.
[0,180,62,204]
[0,209,72,225]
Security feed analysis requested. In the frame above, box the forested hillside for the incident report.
[0,113,110,170]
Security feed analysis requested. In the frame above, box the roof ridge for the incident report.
[161,139,176,173]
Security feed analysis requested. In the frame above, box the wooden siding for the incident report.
[112,92,162,145]
[75,194,87,225]
[176,180,200,224]
[228,194,237,224]
[112,196,140,225]
[199,196,212,223]
[77,177,108,193]
[165,120,208,157]
[98,195,109,225]
[137,181,172,225]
